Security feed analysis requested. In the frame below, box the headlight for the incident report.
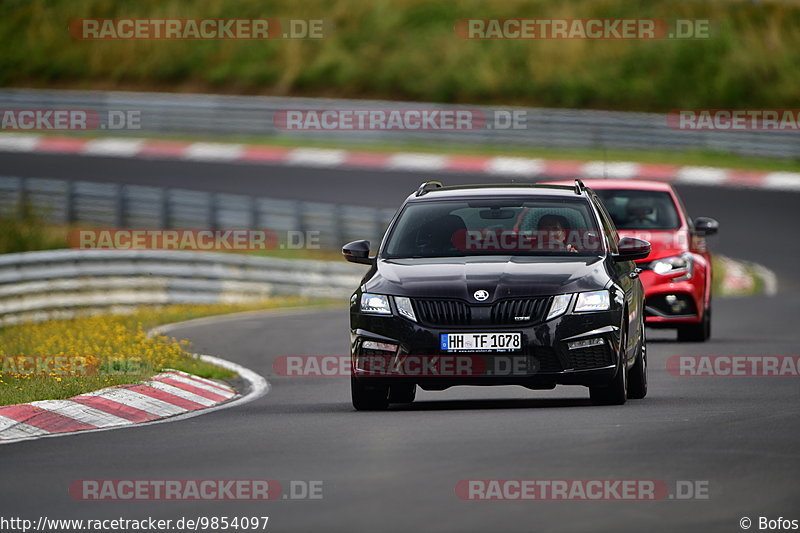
[547,294,572,320]
[360,293,392,315]
[651,253,693,279]
[574,290,610,312]
[394,296,417,322]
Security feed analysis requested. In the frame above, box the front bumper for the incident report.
[350,309,623,389]
[639,270,705,326]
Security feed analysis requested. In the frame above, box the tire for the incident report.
[590,320,628,406]
[627,318,648,400]
[351,377,389,411]
[677,304,711,343]
[590,362,627,405]
[388,383,416,404]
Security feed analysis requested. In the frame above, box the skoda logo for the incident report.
[473,290,490,301]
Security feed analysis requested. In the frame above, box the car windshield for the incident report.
[594,189,681,230]
[382,197,603,258]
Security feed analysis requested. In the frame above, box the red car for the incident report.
[546,179,718,342]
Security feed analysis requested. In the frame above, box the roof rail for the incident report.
[574,179,586,195]
[415,180,443,197]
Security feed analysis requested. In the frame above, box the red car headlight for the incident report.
[650,253,693,281]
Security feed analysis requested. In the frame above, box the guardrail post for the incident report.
[115,184,125,227]
[333,204,345,249]
[161,188,170,229]
[209,192,219,230]
[249,196,258,229]
[64,180,75,225]
[295,201,306,234]
[17,177,27,220]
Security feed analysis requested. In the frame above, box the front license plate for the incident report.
[440,332,522,352]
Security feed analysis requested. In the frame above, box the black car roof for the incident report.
[406,183,590,202]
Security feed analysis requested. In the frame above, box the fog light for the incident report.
[567,338,605,350]
[362,340,398,353]
[665,294,688,314]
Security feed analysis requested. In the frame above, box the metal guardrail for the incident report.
[0,175,396,250]
[0,249,364,326]
[1,88,797,158]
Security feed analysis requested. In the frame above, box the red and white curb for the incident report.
[717,256,778,297]
[0,355,267,444]
[1,133,799,192]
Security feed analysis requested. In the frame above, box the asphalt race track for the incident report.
[1,151,799,532]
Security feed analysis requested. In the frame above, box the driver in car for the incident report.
[625,198,658,228]
[537,214,578,253]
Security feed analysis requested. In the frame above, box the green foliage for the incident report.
[0,0,797,110]
[0,203,66,254]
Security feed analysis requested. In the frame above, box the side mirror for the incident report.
[693,217,719,236]
[342,240,374,265]
[614,237,651,262]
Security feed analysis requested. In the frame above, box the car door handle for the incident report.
[628,268,642,279]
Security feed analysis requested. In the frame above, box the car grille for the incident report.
[567,345,612,370]
[413,297,552,327]
[413,299,472,326]
[490,297,551,325]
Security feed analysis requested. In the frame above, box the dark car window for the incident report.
[382,197,603,258]
[594,189,681,230]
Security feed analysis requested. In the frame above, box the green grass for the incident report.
[711,255,726,297]
[711,255,770,298]
[0,298,336,406]
[1,0,798,112]
[128,299,337,332]
[0,204,72,254]
[0,373,154,407]
[247,247,343,261]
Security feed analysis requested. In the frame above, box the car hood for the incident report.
[617,229,689,262]
[365,256,609,302]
